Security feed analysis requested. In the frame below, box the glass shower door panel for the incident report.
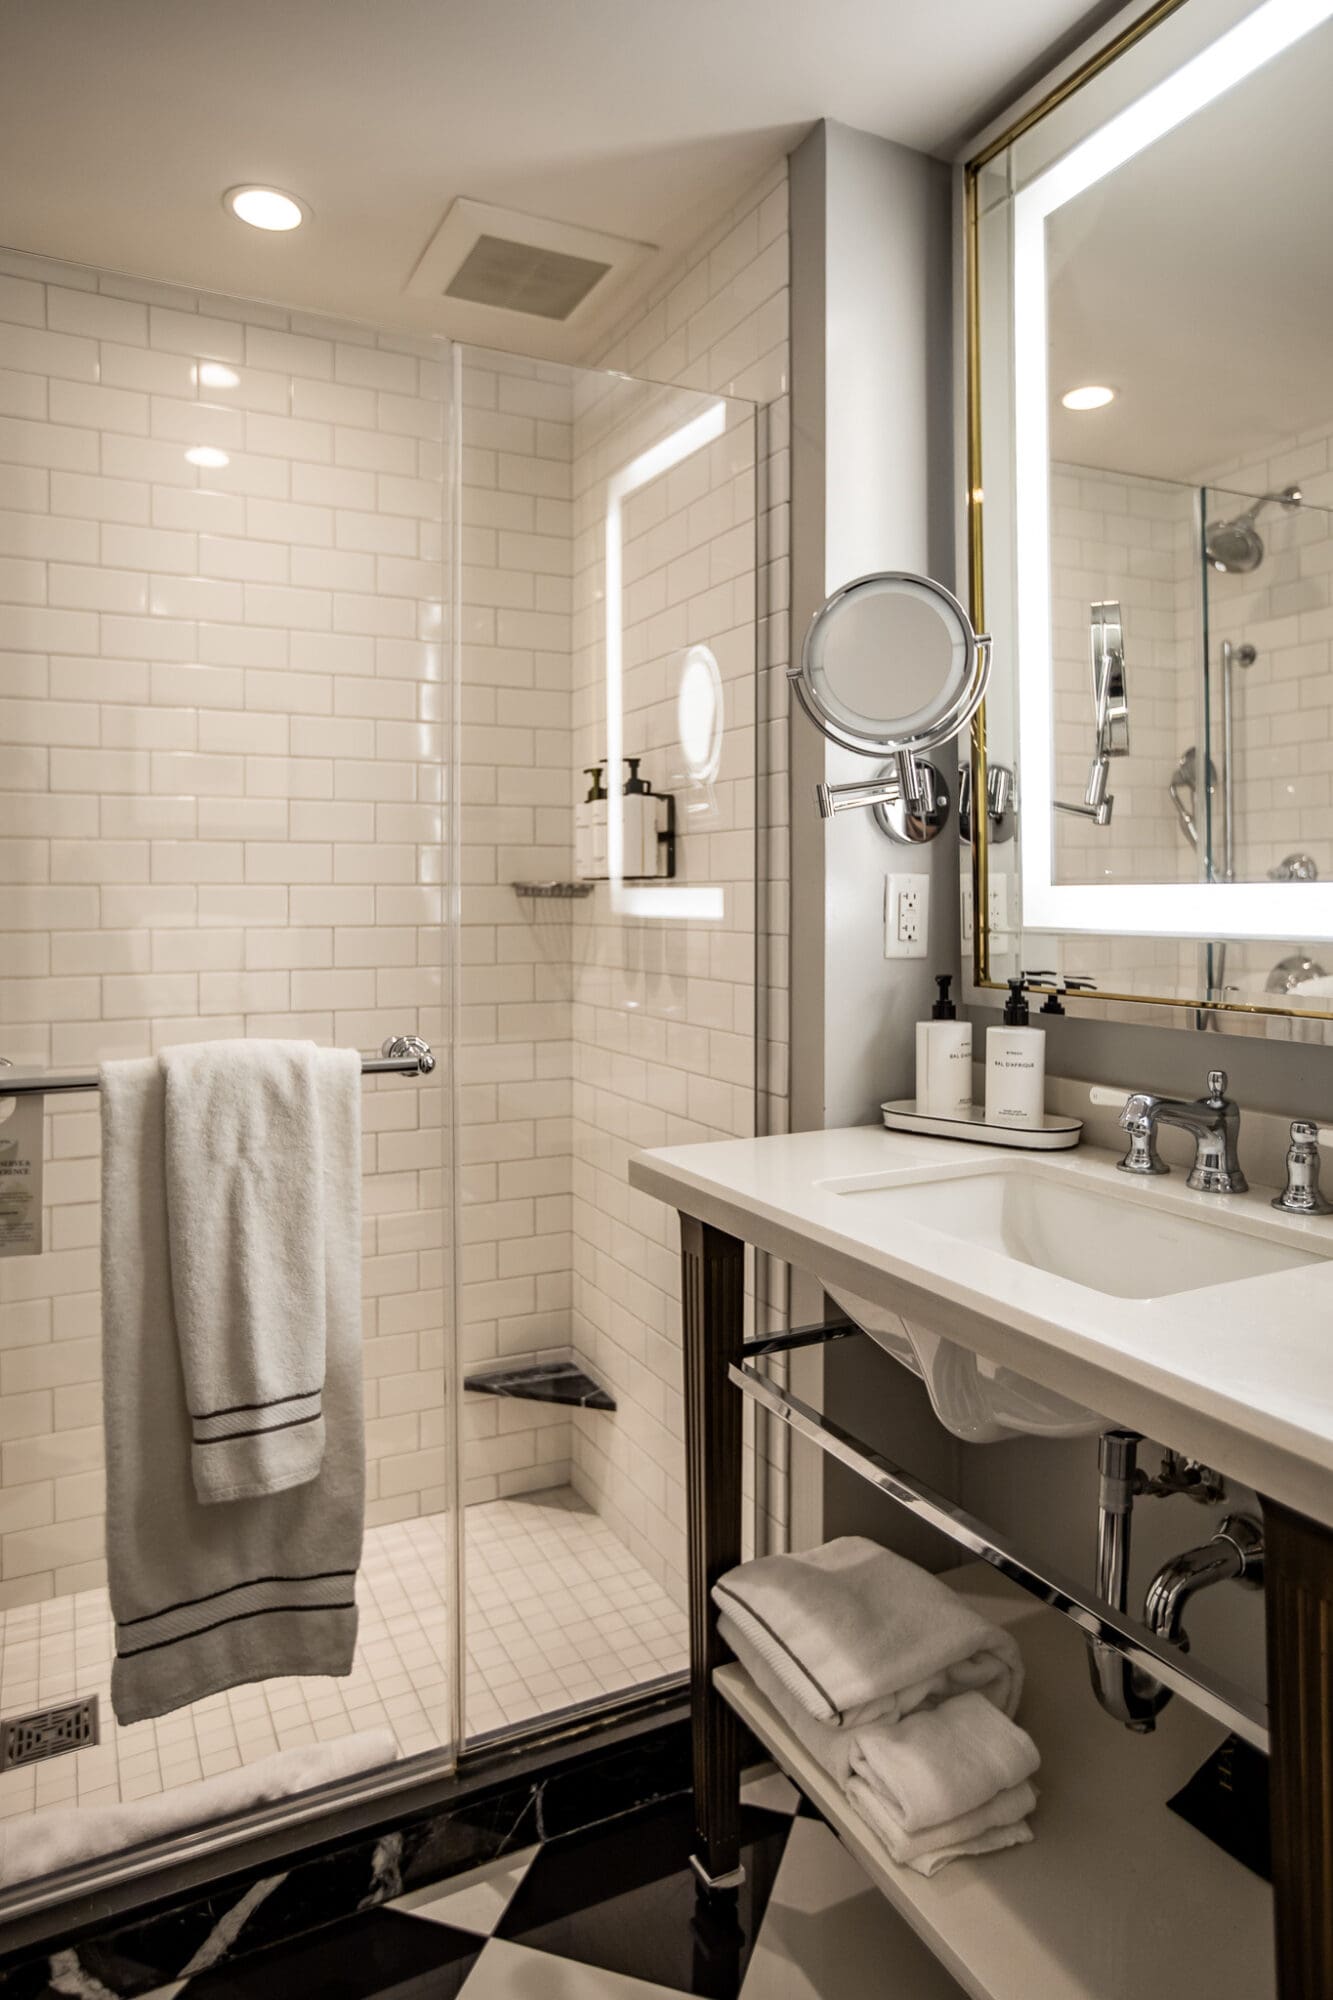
[0,249,460,1901]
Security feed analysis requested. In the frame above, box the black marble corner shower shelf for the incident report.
[464,1362,616,1412]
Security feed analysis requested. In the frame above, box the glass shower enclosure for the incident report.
[0,250,759,1914]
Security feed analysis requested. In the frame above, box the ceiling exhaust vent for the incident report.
[445,236,610,321]
[406,199,653,326]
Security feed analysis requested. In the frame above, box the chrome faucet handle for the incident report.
[1118,1092,1168,1176]
[1206,1068,1228,1105]
[1272,1119,1333,1216]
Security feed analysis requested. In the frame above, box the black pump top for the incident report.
[931,974,957,1021]
[583,765,606,802]
[624,757,650,796]
[1002,976,1030,1027]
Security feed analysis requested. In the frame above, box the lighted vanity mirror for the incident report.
[968,0,1333,1019]
[791,570,990,830]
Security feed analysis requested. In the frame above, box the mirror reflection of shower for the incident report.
[1203,484,1302,573]
[1168,745,1213,849]
[1054,600,1128,824]
[1184,482,1314,1005]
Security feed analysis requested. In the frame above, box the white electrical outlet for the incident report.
[961,878,974,943]
[884,873,930,959]
[989,871,1010,932]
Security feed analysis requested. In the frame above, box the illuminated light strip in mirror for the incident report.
[1013,0,1333,940]
[605,399,728,919]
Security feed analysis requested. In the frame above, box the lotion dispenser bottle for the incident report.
[577,765,606,879]
[915,974,973,1116]
[984,976,1046,1128]
[622,757,652,878]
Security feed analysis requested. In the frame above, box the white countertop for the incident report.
[628,1126,1333,1526]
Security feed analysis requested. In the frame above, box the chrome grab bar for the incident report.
[0,1034,436,1098]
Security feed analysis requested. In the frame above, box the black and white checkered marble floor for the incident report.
[142,1772,967,1999]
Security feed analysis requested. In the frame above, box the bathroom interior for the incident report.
[0,2,1331,1998]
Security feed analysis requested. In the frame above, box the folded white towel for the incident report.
[714,1537,1023,1727]
[101,1050,365,1723]
[162,1039,335,1504]
[847,1775,1036,1876]
[0,1729,396,1887]
[848,1690,1040,1832]
[721,1616,1037,1876]
[717,1613,857,1784]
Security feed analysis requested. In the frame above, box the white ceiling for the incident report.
[1047,17,1333,483]
[0,0,1114,358]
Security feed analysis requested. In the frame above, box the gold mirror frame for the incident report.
[962,0,1333,1027]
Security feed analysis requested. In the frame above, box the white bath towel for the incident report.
[101,1051,364,1724]
[848,1690,1040,1832]
[846,1775,1036,1876]
[0,1729,396,1888]
[713,1537,1023,1728]
[717,1613,858,1783]
[720,1617,1038,1877]
[162,1038,339,1504]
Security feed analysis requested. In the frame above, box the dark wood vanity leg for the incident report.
[680,1213,746,1894]
[1261,1497,1333,1998]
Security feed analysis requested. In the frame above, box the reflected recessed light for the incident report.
[1061,384,1116,411]
[224,185,307,231]
[197,362,240,389]
[185,446,230,469]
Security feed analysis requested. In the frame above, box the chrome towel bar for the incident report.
[0,1034,436,1099]
[730,1355,1269,1755]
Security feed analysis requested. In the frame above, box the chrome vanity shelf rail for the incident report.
[0,1035,437,1099]
[730,1355,1270,1755]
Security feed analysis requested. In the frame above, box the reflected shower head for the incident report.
[1204,485,1302,574]
[1169,744,1215,849]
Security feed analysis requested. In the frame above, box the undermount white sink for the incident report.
[822,1159,1331,1444]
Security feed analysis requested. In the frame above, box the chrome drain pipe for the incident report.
[1087,1430,1171,1732]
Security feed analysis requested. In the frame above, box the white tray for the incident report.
[881,1099,1082,1150]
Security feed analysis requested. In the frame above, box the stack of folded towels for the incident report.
[714,1536,1040,1875]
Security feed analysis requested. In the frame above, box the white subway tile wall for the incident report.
[566,164,790,1604]
[457,350,577,1502]
[0,251,451,1606]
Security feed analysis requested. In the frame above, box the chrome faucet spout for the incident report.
[1144,1515,1264,1651]
[1115,1068,1246,1193]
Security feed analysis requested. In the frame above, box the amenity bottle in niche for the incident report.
[577,765,606,879]
[984,978,1046,1128]
[915,974,972,1115]
[622,757,652,878]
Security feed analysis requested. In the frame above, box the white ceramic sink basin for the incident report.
[822,1160,1331,1444]
[834,1166,1323,1300]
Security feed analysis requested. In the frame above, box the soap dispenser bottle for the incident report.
[984,976,1046,1128]
[915,974,973,1116]
[578,765,606,879]
[622,757,652,878]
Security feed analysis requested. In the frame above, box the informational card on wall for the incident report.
[0,1095,42,1257]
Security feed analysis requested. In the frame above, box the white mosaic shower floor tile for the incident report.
[0,1490,686,1821]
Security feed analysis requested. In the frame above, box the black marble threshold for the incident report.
[0,1691,696,1999]
[464,1362,615,1411]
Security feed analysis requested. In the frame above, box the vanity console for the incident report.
[631,1127,1333,2000]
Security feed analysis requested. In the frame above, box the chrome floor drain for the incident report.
[0,1695,99,1769]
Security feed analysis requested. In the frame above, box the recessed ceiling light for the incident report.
[1061,384,1116,411]
[197,362,240,389]
[185,446,230,469]
[224,185,307,232]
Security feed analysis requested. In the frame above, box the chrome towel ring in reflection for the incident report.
[789,571,992,842]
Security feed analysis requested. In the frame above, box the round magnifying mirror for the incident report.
[790,571,991,828]
[796,572,984,751]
